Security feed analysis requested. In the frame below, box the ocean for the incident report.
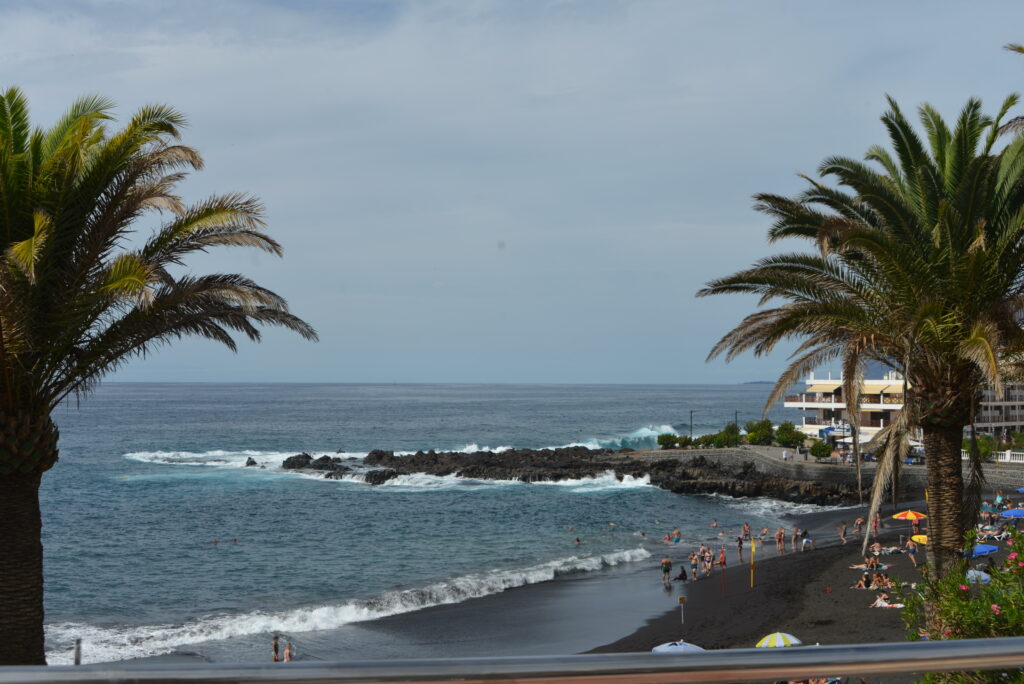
[41,383,812,664]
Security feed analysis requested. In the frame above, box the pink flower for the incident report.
[944,629,953,635]
[959,585,970,591]
[1018,562,1024,567]
[1008,539,1015,546]
[992,604,1002,615]
[1009,552,1019,561]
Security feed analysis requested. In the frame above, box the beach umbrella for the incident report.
[911,535,928,544]
[966,570,992,585]
[893,510,927,536]
[1000,509,1024,519]
[652,641,705,654]
[756,632,802,648]
[966,544,1000,559]
[1016,487,1024,494]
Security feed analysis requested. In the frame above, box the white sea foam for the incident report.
[532,470,652,491]
[703,493,859,518]
[44,547,651,664]
[561,424,677,451]
[123,450,353,468]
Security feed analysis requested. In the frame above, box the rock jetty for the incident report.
[345,447,859,505]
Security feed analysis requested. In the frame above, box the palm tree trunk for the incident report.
[852,413,863,504]
[0,473,46,665]
[922,422,965,577]
[0,410,59,665]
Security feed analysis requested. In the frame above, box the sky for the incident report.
[3,0,1024,384]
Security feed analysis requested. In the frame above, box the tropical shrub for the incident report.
[775,421,805,448]
[809,440,832,460]
[963,434,998,462]
[744,419,774,445]
[694,434,716,448]
[676,435,693,448]
[656,433,678,450]
[897,530,1024,682]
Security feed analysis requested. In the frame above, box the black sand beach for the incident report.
[589,503,913,655]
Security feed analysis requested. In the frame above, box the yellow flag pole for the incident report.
[750,538,756,588]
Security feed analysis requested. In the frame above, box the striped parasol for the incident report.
[756,632,802,648]
[892,510,928,520]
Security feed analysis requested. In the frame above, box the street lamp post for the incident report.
[689,410,694,440]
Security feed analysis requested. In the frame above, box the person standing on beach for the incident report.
[905,539,919,568]
[689,552,698,581]
[791,526,800,553]
[272,635,280,663]
[872,515,880,539]
[718,546,727,569]
[283,642,293,662]
[775,527,785,554]
[736,536,744,563]
[837,521,848,545]
[854,517,864,537]
[661,556,672,585]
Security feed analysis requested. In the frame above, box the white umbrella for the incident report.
[966,569,992,585]
[652,641,705,654]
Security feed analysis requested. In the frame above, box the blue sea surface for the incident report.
[42,383,806,663]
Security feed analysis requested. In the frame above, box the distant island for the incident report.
[742,381,774,385]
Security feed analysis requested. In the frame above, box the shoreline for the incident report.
[587,502,913,654]
[106,498,926,666]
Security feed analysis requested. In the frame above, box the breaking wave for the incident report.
[45,547,651,664]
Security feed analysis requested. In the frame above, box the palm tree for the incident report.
[699,95,1024,578]
[0,87,317,665]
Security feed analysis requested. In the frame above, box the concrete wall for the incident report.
[639,446,1024,495]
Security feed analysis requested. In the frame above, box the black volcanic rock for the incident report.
[245,457,257,467]
[364,469,399,485]
[310,455,345,470]
[354,446,860,505]
[282,453,312,469]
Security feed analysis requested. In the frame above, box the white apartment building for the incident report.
[783,371,1024,441]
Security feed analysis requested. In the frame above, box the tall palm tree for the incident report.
[0,87,317,665]
[699,95,1024,578]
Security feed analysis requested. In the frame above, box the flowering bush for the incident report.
[897,529,1024,683]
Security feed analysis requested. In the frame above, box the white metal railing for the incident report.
[962,448,1024,463]
[3,639,1024,684]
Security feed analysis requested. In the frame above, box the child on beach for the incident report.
[775,527,786,554]
[661,556,672,585]
[905,539,918,567]
[736,536,744,563]
[837,521,848,545]
[689,552,698,581]
[718,546,727,569]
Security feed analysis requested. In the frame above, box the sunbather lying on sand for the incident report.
[870,592,904,609]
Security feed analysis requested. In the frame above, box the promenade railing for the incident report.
[962,448,1024,464]
[3,638,1024,684]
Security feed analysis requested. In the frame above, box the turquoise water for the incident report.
[42,383,807,663]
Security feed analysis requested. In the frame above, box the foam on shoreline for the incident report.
[45,547,651,664]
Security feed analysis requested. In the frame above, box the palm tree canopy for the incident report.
[700,94,1024,422]
[699,95,1024,574]
[0,86,317,415]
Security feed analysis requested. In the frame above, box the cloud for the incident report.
[3,1,1024,382]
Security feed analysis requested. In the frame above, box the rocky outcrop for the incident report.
[245,457,257,467]
[364,469,399,485]
[282,453,313,469]
[360,448,859,505]
[282,452,350,475]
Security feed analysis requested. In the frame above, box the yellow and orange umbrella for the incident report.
[911,535,928,544]
[893,510,928,536]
